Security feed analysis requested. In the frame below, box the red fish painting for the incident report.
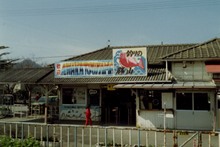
[119,52,145,70]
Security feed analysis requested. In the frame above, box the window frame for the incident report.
[176,91,211,111]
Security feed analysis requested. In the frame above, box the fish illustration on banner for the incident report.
[113,48,147,76]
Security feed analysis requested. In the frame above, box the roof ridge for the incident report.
[160,37,218,59]
[62,46,109,61]
[109,43,197,49]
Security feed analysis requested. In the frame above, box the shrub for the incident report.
[0,134,40,147]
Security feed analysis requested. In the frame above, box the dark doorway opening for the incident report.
[101,88,136,126]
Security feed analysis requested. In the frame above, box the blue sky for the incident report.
[0,0,220,64]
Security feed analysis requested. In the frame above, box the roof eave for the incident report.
[160,58,220,62]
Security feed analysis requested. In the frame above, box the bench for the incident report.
[12,105,29,118]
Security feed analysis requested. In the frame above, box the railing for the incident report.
[0,121,219,147]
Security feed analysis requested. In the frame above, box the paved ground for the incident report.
[0,116,219,147]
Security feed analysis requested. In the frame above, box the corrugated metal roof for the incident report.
[0,68,171,84]
[38,68,171,84]
[61,43,196,65]
[0,68,53,84]
[160,38,220,61]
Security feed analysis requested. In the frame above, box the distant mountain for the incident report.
[14,58,41,68]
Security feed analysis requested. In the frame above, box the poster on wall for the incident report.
[55,60,113,78]
[113,47,147,76]
[62,88,86,105]
[73,88,86,104]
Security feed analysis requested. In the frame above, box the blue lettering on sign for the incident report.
[79,68,84,75]
[102,70,106,75]
[74,68,78,75]
[108,69,113,74]
[92,70,98,75]
[85,69,91,75]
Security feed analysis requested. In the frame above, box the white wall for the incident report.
[136,110,174,129]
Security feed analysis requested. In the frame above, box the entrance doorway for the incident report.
[101,89,136,126]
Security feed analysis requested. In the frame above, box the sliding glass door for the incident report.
[176,92,212,130]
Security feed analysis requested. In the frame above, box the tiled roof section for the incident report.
[62,44,196,65]
[38,68,171,84]
[160,38,220,60]
[0,68,53,84]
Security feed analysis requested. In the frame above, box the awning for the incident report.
[205,64,220,73]
[113,82,216,89]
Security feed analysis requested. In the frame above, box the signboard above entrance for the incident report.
[113,47,147,76]
[55,60,113,77]
[54,47,147,78]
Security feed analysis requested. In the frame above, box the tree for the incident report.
[0,46,19,70]
[14,58,41,68]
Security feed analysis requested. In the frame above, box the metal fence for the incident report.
[0,121,219,147]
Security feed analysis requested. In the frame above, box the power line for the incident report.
[34,55,77,59]
[0,1,219,17]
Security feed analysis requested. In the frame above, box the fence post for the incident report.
[199,132,202,147]
[105,128,107,147]
[34,124,36,140]
[60,126,63,147]
[90,127,92,147]
[113,128,115,147]
[47,125,49,147]
[219,133,220,147]
[146,130,149,147]
[129,130,132,147]
[4,123,6,135]
[82,127,84,147]
[53,125,56,147]
[10,123,11,138]
[75,126,77,147]
[41,125,43,146]
[155,130,157,147]
[121,129,123,147]
[28,124,30,136]
[97,128,99,146]
[21,123,24,142]
[138,129,140,147]
[67,126,70,147]
[173,130,178,147]
[16,123,18,139]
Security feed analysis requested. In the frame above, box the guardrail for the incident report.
[0,121,219,147]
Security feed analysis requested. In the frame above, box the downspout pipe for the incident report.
[166,60,168,81]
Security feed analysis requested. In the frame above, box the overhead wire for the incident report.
[0,1,220,17]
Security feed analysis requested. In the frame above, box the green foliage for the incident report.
[36,136,59,142]
[0,134,40,147]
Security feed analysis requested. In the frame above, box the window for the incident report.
[194,93,210,110]
[62,87,86,105]
[140,90,162,110]
[176,93,192,110]
[87,89,100,106]
[176,92,210,111]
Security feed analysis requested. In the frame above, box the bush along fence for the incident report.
[0,121,219,147]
